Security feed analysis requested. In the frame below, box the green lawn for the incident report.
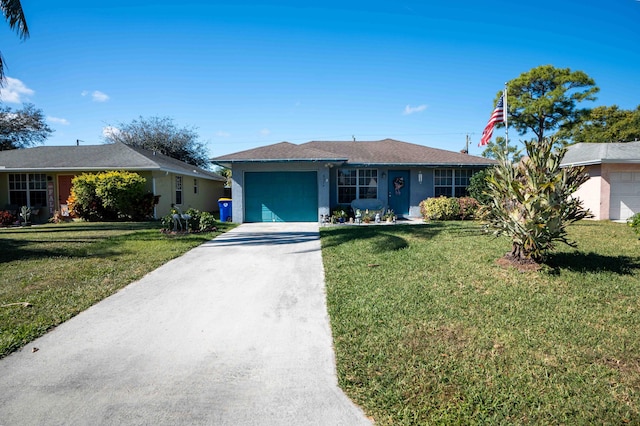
[0,221,236,358]
[320,221,640,425]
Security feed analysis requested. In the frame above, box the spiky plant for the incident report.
[484,137,591,262]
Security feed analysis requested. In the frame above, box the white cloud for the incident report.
[91,90,110,102]
[260,128,271,136]
[216,131,231,137]
[0,77,34,103]
[102,126,121,139]
[82,90,110,102]
[47,116,70,125]
[403,104,427,115]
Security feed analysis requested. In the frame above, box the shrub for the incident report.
[160,208,217,233]
[458,197,480,220]
[69,171,155,221]
[199,211,217,231]
[467,168,494,206]
[94,171,147,219]
[483,137,591,262]
[628,212,640,236]
[420,197,460,221]
[0,210,15,226]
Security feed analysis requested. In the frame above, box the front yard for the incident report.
[0,221,236,358]
[2,219,639,424]
[320,221,640,424]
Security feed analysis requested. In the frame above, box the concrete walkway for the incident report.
[0,223,372,425]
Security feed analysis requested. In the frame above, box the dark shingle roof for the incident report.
[0,142,225,181]
[212,141,348,162]
[213,138,495,166]
[561,142,640,166]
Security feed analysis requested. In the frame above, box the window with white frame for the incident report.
[337,169,378,204]
[434,169,475,197]
[8,173,47,207]
[175,176,183,205]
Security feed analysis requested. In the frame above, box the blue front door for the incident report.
[388,170,410,216]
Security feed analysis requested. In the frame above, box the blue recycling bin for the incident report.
[218,198,232,222]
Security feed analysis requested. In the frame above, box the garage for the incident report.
[244,171,318,222]
[610,172,640,221]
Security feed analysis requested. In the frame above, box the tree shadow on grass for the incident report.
[320,223,445,252]
[545,251,640,275]
[0,237,125,263]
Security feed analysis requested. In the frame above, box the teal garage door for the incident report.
[244,171,318,222]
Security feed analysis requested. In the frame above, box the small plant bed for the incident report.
[320,220,640,424]
[0,220,236,358]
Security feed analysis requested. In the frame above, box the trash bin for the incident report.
[218,198,232,222]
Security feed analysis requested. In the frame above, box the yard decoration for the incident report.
[19,206,30,225]
[393,176,404,195]
[483,137,591,264]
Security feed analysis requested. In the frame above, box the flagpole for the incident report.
[503,83,509,156]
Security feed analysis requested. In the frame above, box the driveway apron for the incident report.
[0,223,371,425]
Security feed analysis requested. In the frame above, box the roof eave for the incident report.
[211,158,348,164]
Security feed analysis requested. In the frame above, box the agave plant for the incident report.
[483,137,592,262]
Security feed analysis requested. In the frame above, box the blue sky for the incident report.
[1,0,639,158]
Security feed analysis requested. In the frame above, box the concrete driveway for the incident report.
[0,223,372,425]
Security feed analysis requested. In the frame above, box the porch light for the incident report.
[418,170,423,184]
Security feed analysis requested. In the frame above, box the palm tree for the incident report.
[0,0,29,84]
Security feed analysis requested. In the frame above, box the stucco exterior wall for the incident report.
[573,165,603,220]
[151,171,224,218]
[573,163,640,220]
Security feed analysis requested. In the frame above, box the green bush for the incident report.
[69,171,154,221]
[160,208,217,233]
[199,211,217,231]
[420,197,460,220]
[419,197,480,221]
[628,212,640,236]
[467,168,494,206]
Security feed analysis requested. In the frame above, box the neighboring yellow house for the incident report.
[0,142,226,222]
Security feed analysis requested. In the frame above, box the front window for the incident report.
[175,176,183,205]
[9,173,47,207]
[434,169,475,197]
[337,169,378,204]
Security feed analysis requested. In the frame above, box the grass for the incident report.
[320,221,640,425]
[0,220,236,358]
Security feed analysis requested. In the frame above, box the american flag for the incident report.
[479,95,504,146]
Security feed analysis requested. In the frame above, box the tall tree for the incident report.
[481,136,523,163]
[557,105,640,143]
[0,0,29,84]
[503,65,599,143]
[104,116,210,169]
[0,103,53,150]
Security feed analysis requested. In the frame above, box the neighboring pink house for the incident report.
[561,142,640,221]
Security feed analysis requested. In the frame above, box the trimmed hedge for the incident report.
[69,171,155,221]
[419,196,480,221]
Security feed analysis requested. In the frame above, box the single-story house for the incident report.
[561,141,640,221]
[0,142,226,221]
[212,138,496,223]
